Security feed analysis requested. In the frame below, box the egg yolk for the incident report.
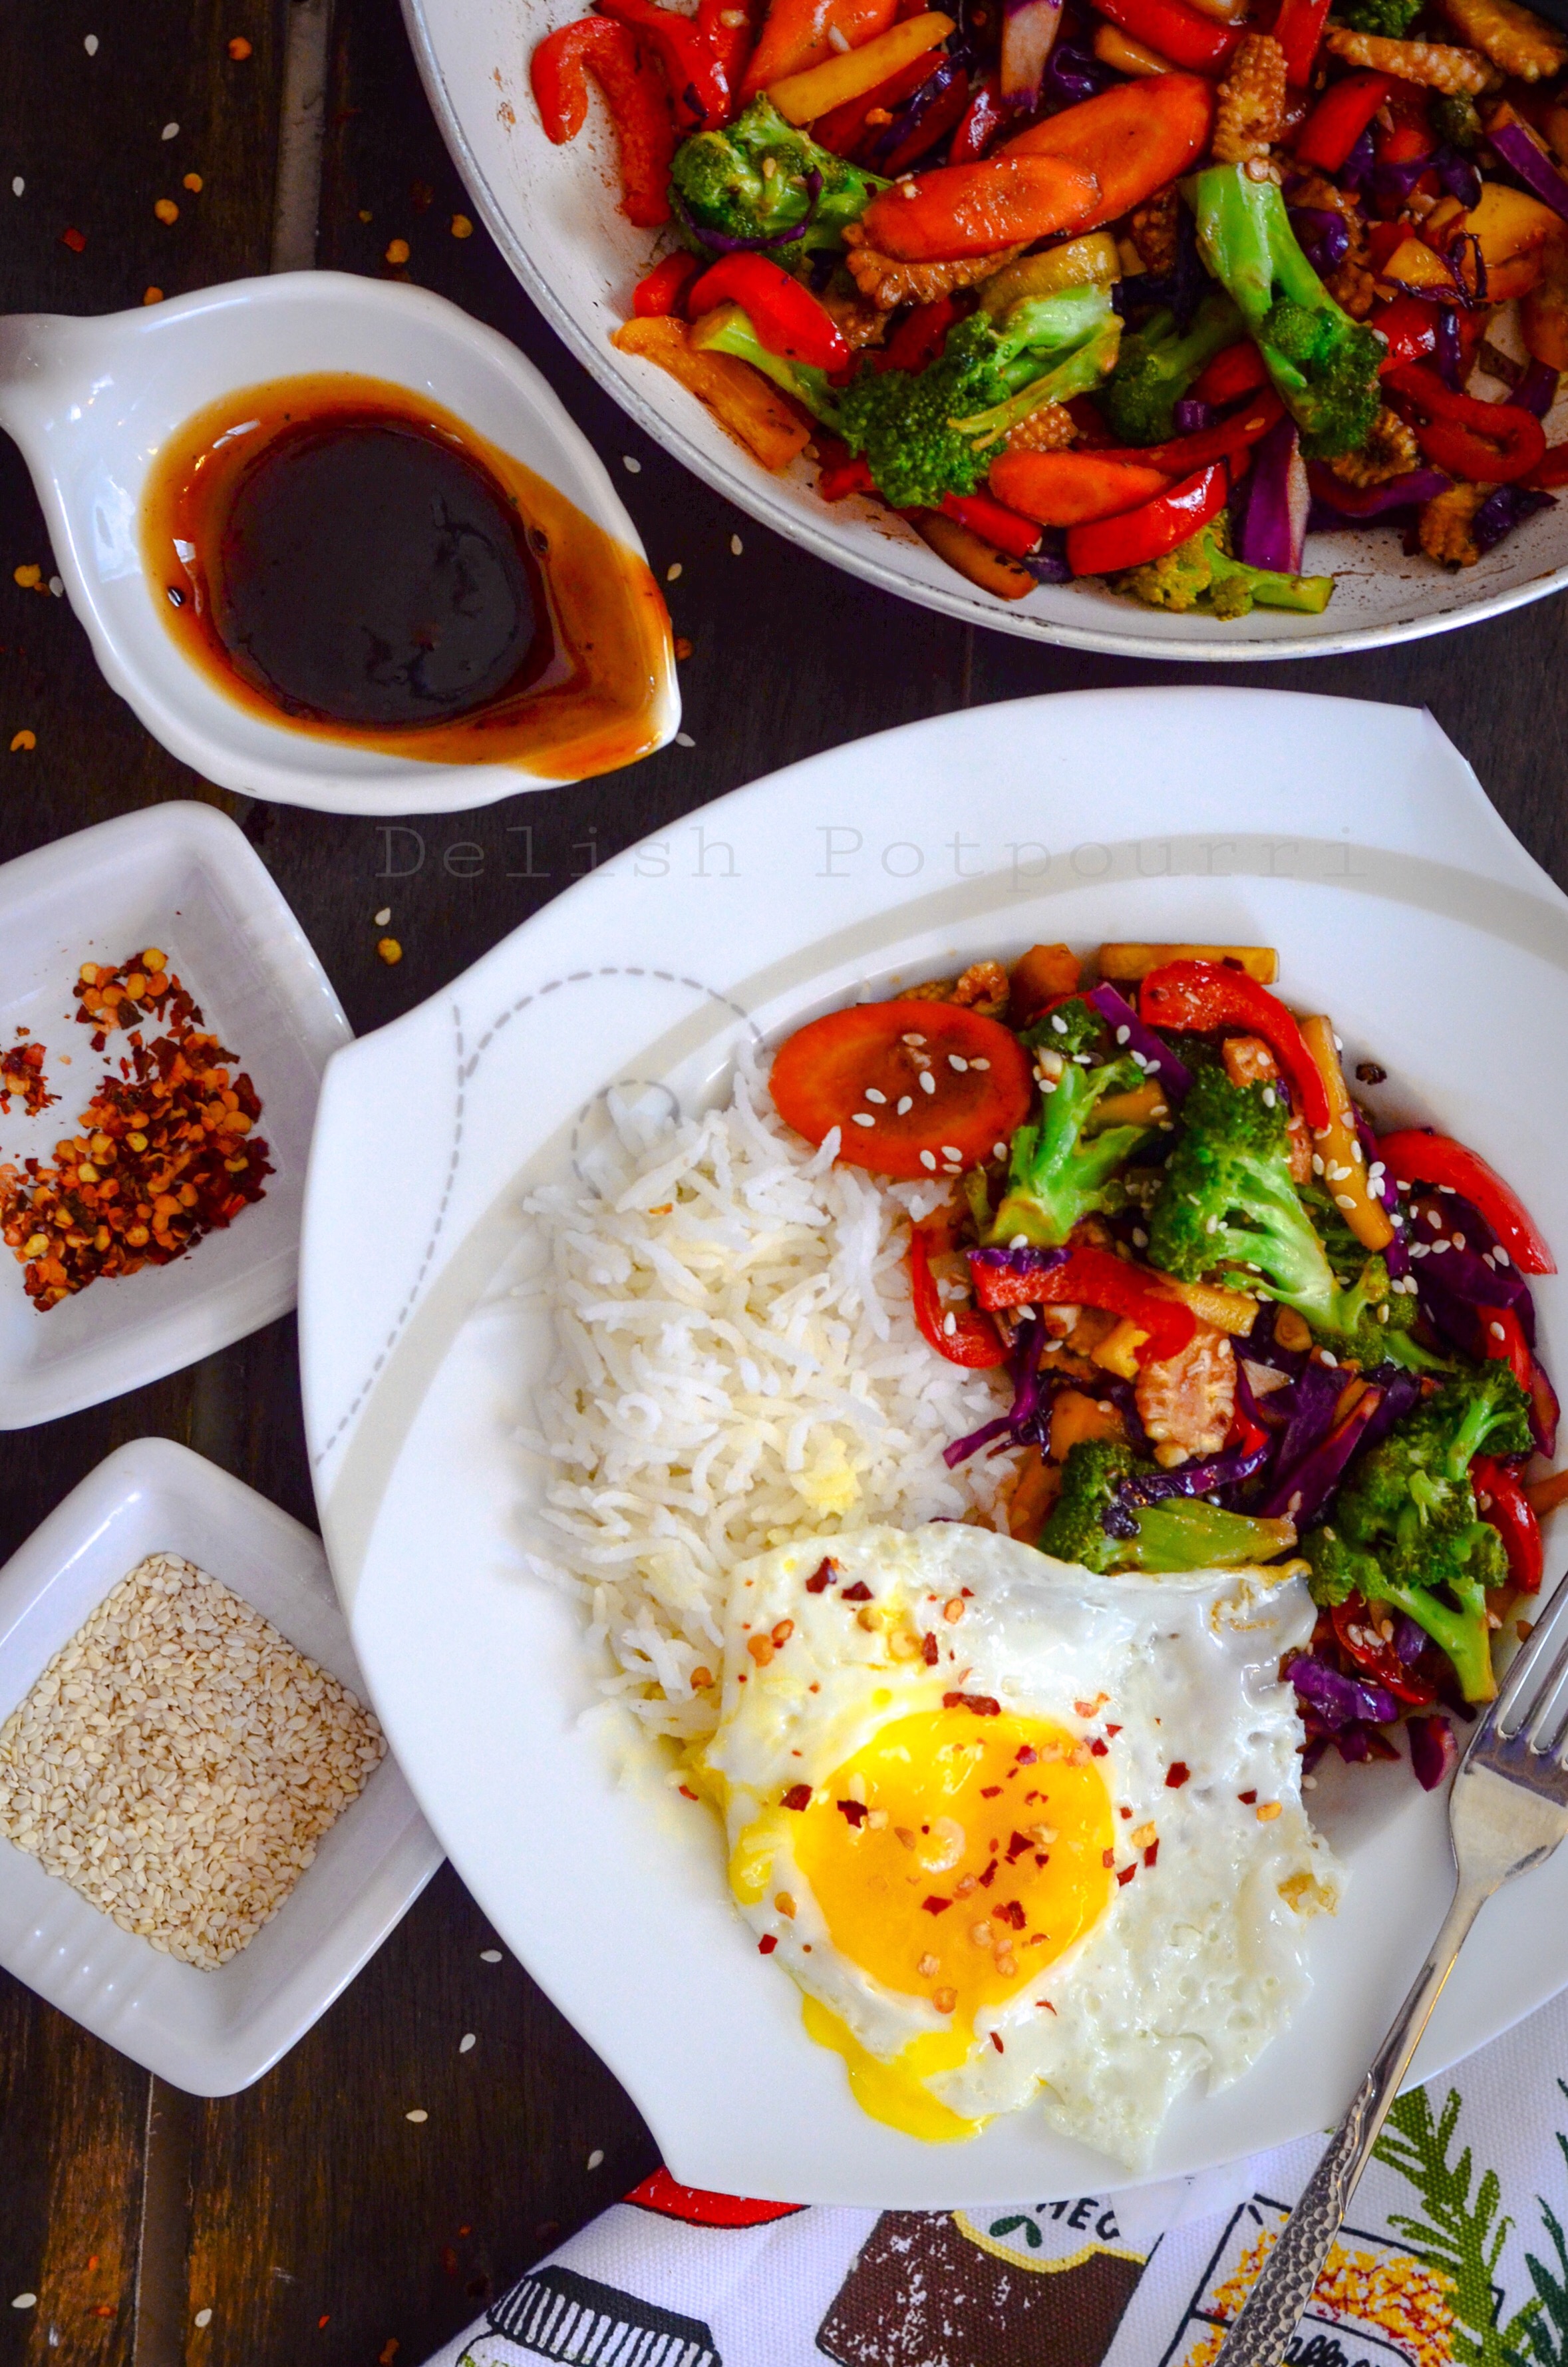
[792,1709,1113,2024]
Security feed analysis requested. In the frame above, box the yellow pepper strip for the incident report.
[1092,21,1177,71]
[1090,1319,1146,1381]
[1149,1274,1259,1337]
[611,317,809,471]
[978,233,1122,315]
[1087,1078,1170,1131]
[1299,1014,1393,1254]
[1096,942,1279,984]
[768,11,954,125]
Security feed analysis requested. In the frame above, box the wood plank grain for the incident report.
[0,1978,148,2367]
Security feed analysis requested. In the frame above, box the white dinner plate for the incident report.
[402,0,1568,661]
[301,686,1568,2202]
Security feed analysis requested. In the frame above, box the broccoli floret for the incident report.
[1099,287,1245,447]
[1147,1063,1389,1350]
[1111,517,1334,618]
[1193,164,1383,458]
[1040,1439,1298,1573]
[832,285,1121,510]
[669,98,885,270]
[1303,1367,1532,1700]
[1338,0,1422,34]
[1432,92,1483,150]
[983,998,1150,1248]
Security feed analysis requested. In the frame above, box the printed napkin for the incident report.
[423,1983,1568,2367]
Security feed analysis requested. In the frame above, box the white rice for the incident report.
[523,1061,1019,1743]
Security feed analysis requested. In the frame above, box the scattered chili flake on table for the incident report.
[0,1034,55,1117]
[228,34,252,57]
[60,226,86,252]
[154,198,180,224]
[0,948,272,1310]
[9,730,35,752]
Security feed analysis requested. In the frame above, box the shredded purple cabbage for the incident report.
[1474,482,1557,556]
[1291,1656,1398,1729]
[1307,466,1452,522]
[1435,307,1464,391]
[1394,1612,1427,1664]
[1338,126,1375,191]
[669,170,822,254]
[1515,358,1559,418]
[1042,42,1112,103]
[1022,528,1072,584]
[969,1243,1069,1282]
[1125,200,1204,328]
[1255,1367,1417,1531]
[863,59,963,174]
[1289,206,1350,274]
[1436,146,1483,209]
[1489,116,1568,228]
[1408,1713,1458,1790]
[1118,1427,1273,1505]
[1245,1300,1309,1378]
[1084,981,1192,1103]
[1174,397,1215,434]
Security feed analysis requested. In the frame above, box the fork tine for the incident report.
[1479,1573,1568,1745]
[1523,1633,1568,1757]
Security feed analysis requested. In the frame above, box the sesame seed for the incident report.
[1431,1238,1450,1253]
[943,1312,957,1336]
[919,1151,936,1171]
[1334,1194,1356,1210]
[828,21,852,43]
[919,1072,936,1095]
[675,732,695,748]
[406,2108,428,2123]
[949,1054,968,1071]
[1410,1242,1429,1258]
[10,177,22,196]
[375,906,392,927]
[864,1087,886,1104]
[84,33,99,53]
[480,1948,502,1962]
[902,1033,927,1046]
[162,121,179,139]
[898,1096,913,1114]
[1319,1350,1338,1367]
[587,2148,605,2169]
[1311,1154,1325,1175]
[1050,1013,1067,1032]
[1495,1244,1511,1264]
[851,1112,875,1127]
[623,455,641,473]
[1011,1233,1028,1248]
[1115,1025,1130,1045]
[1490,1320,1506,1340]
[1262,1087,1277,1107]
[460,2032,476,2052]
[666,562,683,581]
[941,1145,961,1161]
[970,1058,990,1071]
[194,2308,213,2328]
[993,1141,1007,1158]
[730,534,744,554]
[1132,1227,1148,1247]
[11,2296,37,2312]
[1452,1232,1466,1250]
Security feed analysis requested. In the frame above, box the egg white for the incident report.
[701,1521,1344,2168]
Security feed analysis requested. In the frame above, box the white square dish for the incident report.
[0,801,351,1427]
[0,1435,442,2094]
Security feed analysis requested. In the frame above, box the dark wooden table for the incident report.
[1,4,1565,2360]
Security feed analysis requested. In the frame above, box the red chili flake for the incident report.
[943,1691,1001,1716]
[1117,1865,1136,1887]
[1144,1841,1159,1867]
[379,2343,401,2366]
[805,1559,836,1593]
[978,1861,997,1887]
[1102,1848,1115,1868]
[836,1798,867,1827]
[1,948,271,1310]
[1034,1853,1048,1868]
[93,2306,114,2318]
[921,1631,939,1665]
[1088,1738,1108,1756]
[922,1894,953,1914]
[440,2246,459,2277]
[0,1036,56,1117]
[1238,1789,1258,1805]
[989,2030,1005,2054]
[1005,1831,1031,1862]
[758,1934,778,1954]
[61,226,86,250]
[318,2316,331,2331]
[979,1785,1002,1798]
[678,1785,697,1801]
[840,1579,873,1602]
[1037,1998,1057,2013]
[994,1898,1026,1929]
[781,1783,812,1811]
[1015,1745,1037,1764]
[1104,1723,1122,1736]
[1166,1761,1191,1789]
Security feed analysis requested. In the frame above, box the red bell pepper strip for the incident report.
[911,1226,1008,1367]
[813,52,933,157]
[819,451,876,498]
[1372,293,1442,372]
[1110,389,1284,476]
[687,254,851,369]
[1273,0,1332,83]
[1525,442,1568,488]
[1376,1130,1555,1274]
[1188,339,1267,408]
[1064,460,1229,578]
[633,251,701,315]
[873,61,972,178]
[1329,1595,1438,1706]
[875,294,960,375]
[1090,0,1241,72]
[968,1244,1197,1366]
[1472,1455,1544,1592]
[950,73,1006,164]
[1382,363,1548,486]
[1139,959,1332,1129]
[1293,70,1392,172]
[532,17,677,225]
[595,0,732,127]
[940,489,1043,559]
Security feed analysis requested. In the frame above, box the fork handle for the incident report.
[1213,1879,1490,2367]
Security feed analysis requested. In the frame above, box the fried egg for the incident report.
[699,1522,1343,2168]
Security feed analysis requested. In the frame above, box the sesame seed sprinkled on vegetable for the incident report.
[919,1150,937,1170]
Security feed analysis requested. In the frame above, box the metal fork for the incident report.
[1214,1574,1568,2367]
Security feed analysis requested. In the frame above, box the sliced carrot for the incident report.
[1005,75,1214,230]
[742,0,898,100]
[905,506,1038,596]
[988,448,1173,526]
[769,998,1034,1177]
[858,152,1098,261]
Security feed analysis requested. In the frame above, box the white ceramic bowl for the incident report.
[0,801,350,1427]
[0,1437,441,2094]
[403,0,1568,660]
[0,272,679,815]
[299,686,1568,2203]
